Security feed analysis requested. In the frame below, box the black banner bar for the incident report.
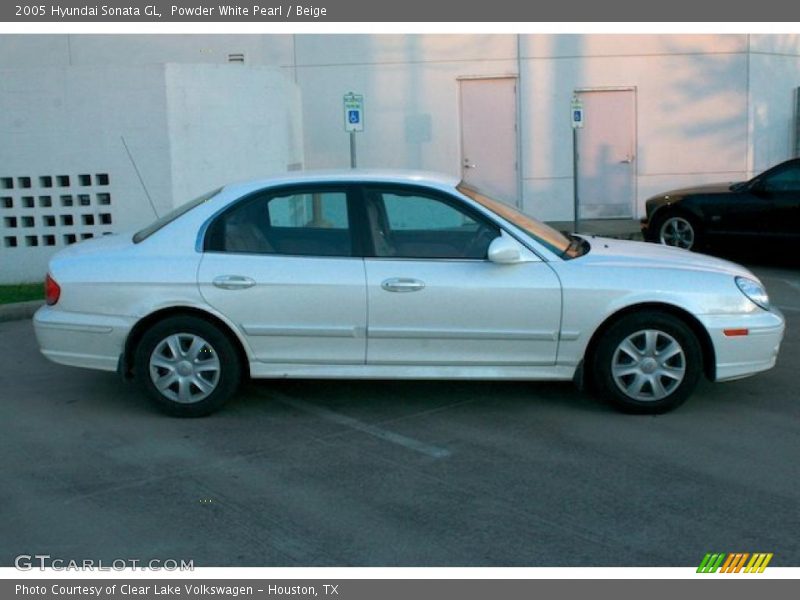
[1,0,798,22]
[3,579,798,600]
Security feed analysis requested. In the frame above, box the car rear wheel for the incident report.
[134,316,241,417]
[591,311,702,414]
[657,214,700,250]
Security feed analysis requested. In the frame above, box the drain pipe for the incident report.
[515,34,524,210]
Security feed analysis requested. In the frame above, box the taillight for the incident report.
[45,273,61,306]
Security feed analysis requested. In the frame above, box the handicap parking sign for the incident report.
[571,97,584,128]
[343,93,364,132]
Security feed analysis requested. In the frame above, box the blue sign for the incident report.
[571,97,584,128]
[344,93,364,132]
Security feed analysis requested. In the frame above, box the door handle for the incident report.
[381,278,425,293]
[463,158,477,169]
[620,155,635,164]
[213,275,256,290]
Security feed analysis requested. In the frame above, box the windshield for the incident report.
[457,183,584,258]
[133,187,222,243]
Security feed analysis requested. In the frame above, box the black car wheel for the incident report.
[656,213,701,250]
[591,311,703,414]
[134,316,241,417]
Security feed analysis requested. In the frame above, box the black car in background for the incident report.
[641,158,800,250]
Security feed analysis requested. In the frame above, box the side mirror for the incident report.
[487,236,521,264]
[748,178,766,194]
[729,181,746,192]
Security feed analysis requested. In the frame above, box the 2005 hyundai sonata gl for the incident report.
[34,171,785,416]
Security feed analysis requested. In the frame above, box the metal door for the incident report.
[459,77,519,204]
[577,89,636,218]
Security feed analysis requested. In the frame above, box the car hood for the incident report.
[577,236,755,279]
[654,182,736,199]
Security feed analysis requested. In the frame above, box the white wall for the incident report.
[294,35,517,173]
[2,33,800,284]
[165,64,303,202]
[748,35,800,173]
[0,62,301,283]
[0,34,295,68]
[292,34,768,221]
[520,35,752,220]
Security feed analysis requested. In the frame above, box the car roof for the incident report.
[221,169,462,196]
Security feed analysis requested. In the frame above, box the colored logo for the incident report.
[697,552,773,573]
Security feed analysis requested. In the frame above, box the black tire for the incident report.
[652,211,703,251]
[134,316,241,417]
[591,311,703,414]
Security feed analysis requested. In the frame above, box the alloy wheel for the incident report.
[148,333,221,404]
[659,216,695,249]
[611,329,686,401]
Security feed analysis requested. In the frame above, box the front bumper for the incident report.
[698,308,785,382]
[33,306,134,372]
[640,217,654,241]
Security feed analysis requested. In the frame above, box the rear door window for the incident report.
[205,187,354,257]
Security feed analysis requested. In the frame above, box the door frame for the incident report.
[457,75,521,208]
[574,86,639,219]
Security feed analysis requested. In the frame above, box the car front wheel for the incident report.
[657,214,700,250]
[134,316,241,417]
[592,311,702,414]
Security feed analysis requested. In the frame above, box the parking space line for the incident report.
[270,393,452,459]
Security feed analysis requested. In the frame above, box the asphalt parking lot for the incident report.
[1,263,799,567]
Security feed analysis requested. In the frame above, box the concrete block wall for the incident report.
[0,61,301,283]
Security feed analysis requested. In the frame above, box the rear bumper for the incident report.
[698,308,785,382]
[33,306,134,372]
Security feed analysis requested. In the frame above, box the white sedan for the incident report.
[34,171,785,416]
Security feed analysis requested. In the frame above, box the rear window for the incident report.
[133,188,222,243]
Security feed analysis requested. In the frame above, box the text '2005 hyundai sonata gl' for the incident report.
[34,171,785,416]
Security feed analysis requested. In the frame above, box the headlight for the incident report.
[735,277,770,310]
